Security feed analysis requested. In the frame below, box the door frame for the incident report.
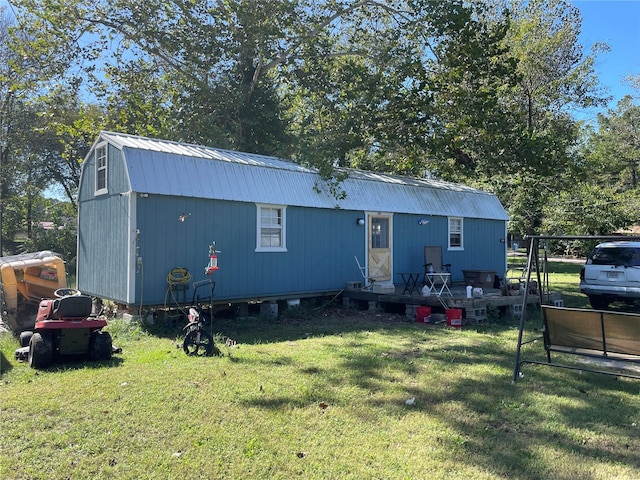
[365,212,393,283]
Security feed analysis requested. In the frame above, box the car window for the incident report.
[588,247,640,267]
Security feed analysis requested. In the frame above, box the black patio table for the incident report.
[399,272,422,295]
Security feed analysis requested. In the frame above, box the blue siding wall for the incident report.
[77,144,131,301]
[134,196,367,306]
[132,195,506,306]
[392,215,506,284]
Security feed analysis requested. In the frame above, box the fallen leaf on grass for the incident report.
[319,402,328,410]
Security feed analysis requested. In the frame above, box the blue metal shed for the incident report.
[76,132,509,307]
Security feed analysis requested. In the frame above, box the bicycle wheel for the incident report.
[183,330,214,356]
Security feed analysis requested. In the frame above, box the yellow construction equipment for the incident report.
[0,251,67,331]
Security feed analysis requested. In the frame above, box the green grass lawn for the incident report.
[1,262,640,479]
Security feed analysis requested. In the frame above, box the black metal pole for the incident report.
[512,237,538,383]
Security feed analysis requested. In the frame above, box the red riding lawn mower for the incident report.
[14,288,119,369]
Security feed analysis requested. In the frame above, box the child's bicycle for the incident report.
[182,280,221,357]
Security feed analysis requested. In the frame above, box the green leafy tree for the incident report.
[422,0,521,181]
[9,0,313,154]
[286,0,521,181]
[0,7,85,254]
[5,0,618,246]
[588,96,640,190]
[20,198,77,270]
[504,0,608,131]
[541,183,636,239]
[0,8,21,254]
[37,90,107,206]
[490,0,608,239]
[9,1,518,168]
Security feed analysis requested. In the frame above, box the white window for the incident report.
[95,143,108,195]
[448,217,463,250]
[256,204,287,252]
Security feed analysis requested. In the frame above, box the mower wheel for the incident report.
[28,333,53,369]
[20,331,33,348]
[89,331,113,361]
[183,330,216,356]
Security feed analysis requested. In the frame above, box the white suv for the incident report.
[580,241,640,310]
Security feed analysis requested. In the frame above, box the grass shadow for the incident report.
[11,353,126,372]
[141,305,417,346]
[230,311,640,477]
[0,348,13,376]
[326,324,640,477]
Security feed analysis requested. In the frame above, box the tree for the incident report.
[286,0,521,181]
[626,74,640,94]
[420,0,522,181]
[0,8,17,254]
[541,183,636,237]
[483,0,609,240]
[0,9,93,255]
[588,96,640,190]
[9,0,519,170]
[0,7,45,253]
[504,0,608,131]
[8,0,318,154]
[37,90,107,207]
[20,197,78,270]
[6,0,618,245]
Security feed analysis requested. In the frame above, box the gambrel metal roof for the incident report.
[96,131,509,221]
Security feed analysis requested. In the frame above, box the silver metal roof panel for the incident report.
[96,131,509,221]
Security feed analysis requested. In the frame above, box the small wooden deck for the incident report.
[342,284,555,324]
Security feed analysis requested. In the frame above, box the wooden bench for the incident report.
[516,305,640,381]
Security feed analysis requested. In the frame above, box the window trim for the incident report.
[94,142,108,196]
[255,204,287,252]
[448,217,463,250]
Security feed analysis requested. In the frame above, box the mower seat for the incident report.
[51,295,93,319]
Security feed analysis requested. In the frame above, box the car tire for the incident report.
[28,332,53,369]
[588,295,610,310]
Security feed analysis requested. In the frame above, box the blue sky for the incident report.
[571,0,640,118]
